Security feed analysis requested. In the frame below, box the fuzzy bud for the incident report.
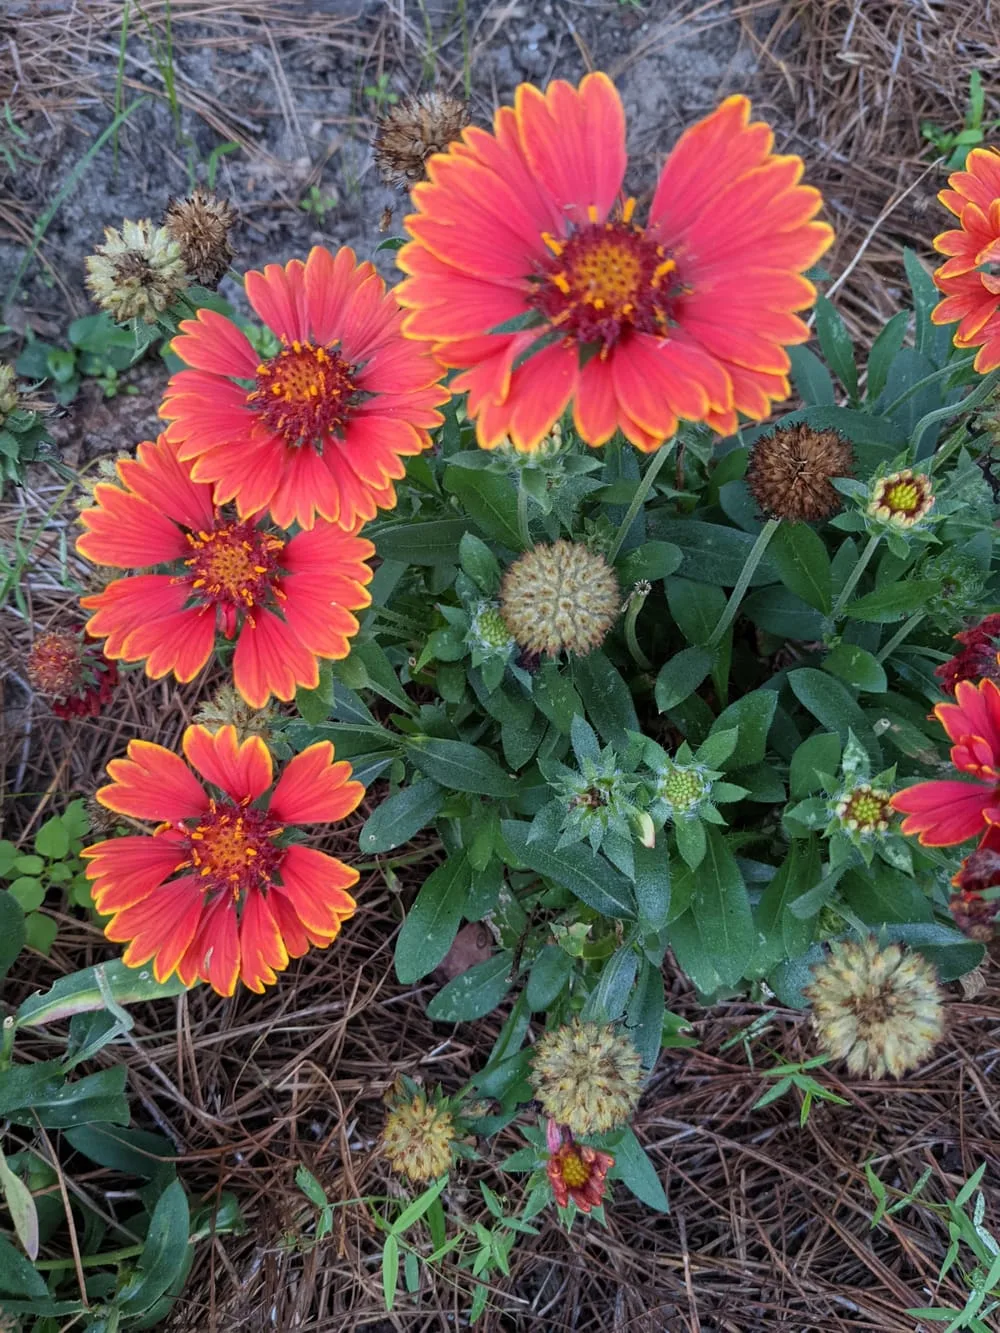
[530,1018,643,1136]
[867,469,934,529]
[0,362,19,423]
[500,541,619,659]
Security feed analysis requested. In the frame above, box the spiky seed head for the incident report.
[805,936,945,1079]
[165,189,237,288]
[85,219,188,323]
[0,362,19,423]
[381,1093,455,1182]
[867,469,934,528]
[530,1018,643,1136]
[194,685,275,743]
[373,91,471,189]
[85,793,124,837]
[746,423,853,522]
[500,541,619,659]
[0,1313,22,1332]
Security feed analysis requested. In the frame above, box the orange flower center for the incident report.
[558,1149,590,1188]
[248,338,356,449]
[535,200,676,350]
[184,521,284,610]
[186,799,284,898]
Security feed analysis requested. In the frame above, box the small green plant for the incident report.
[364,72,399,111]
[922,72,1000,170]
[299,183,339,221]
[751,1054,849,1126]
[0,102,40,175]
[16,314,147,405]
[865,1161,1000,1330]
[0,801,94,954]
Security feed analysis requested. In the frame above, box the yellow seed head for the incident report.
[530,1018,643,1136]
[381,1093,455,1182]
[0,362,20,423]
[500,541,619,658]
[805,936,945,1079]
[85,218,188,323]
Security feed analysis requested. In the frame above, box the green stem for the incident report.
[607,441,673,564]
[876,612,925,664]
[707,518,780,649]
[831,533,881,618]
[0,1016,14,1071]
[879,353,975,419]
[516,474,532,550]
[623,587,652,670]
[34,1243,147,1271]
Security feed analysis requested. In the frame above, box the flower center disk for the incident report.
[186,800,284,897]
[248,338,356,449]
[536,204,676,349]
[185,521,284,609]
[558,1149,590,1188]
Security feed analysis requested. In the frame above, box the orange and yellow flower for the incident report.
[159,245,449,530]
[77,435,374,708]
[932,148,1000,373]
[544,1121,613,1213]
[82,725,362,994]
[396,74,832,452]
[891,678,1000,845]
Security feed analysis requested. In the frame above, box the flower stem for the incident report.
[708,518,780,649]
[876,611,925,664]
[516,474,532,550]
[623,585,652,670]
[34,1243,147,1271]
[831,533,881,618]
[607,441,673,564]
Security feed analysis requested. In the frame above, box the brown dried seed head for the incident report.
[165,189,238,288]
[373,91,471,189]
[746,423,854,522]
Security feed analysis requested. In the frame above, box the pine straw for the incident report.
[746,0,1000,341]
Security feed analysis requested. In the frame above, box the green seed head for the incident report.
[659,764,708,814]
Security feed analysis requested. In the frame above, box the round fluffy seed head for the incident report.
[746,423,853,522]
[85,219,188,323]
[0,362,19,423]
[530,1018,643,1136]
[373,91,471,189]
[834,783,894,835]
[165,189,237,288]
[867,468,934,528]
[381,1094,455,1182]
[805,936,944,1080]
[500,541,620,659]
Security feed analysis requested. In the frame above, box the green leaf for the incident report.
[443,466,523,549]
[756,836,821,970]
[844,579,941,623]
[625,960,667,1068]
[866,309,910,403]
[822,643,887,693]
[788,668,881,766]
[15,958,188,1028]
[742,586,827,640]
[654,645,713,711]
[632,840,670,930]
[616,540,683,584]
[573,651,639,748]
[64,1124,175,1179]
[395,856,472,984]
[0,891,26,980]
[34,815,69,860]
[534,665,582,734]
[375,519,471,566]
[459,532,502,593]
[582,946,638,1023]
[382,1233,400,1311]
[359,779,444,854]
[0,1144,39,1260]
[501,821,636,918]
[525,945,574,1011]
[426,951,513,1022]
[408,738,516,798]
[904,248,951,364]
[789,732,841,799]
[0,1233,49,1298]
[296,664,334,724]
[666,578,726,645]
[8,877,43,912]
[841,866,933,925]
[23,913,56,956]
[0,1064,129,1129]
[609,1128,669,1212]
[770,523,833,614]
[119,1180,190,1315]
[878,922,984,982]
[814,295,858,400]
[787,344,836,406]
[710,689,777,769]
[689,826,755,986]
[646,518,780,587]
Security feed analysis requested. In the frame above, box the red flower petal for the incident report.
[99,740,208,821]
[105,875,206,983]
[891,780,994,846]
[182,724,273,803]
[82,577,216,683]
[83,834,188,913]
[119,436,216,532]
[176,894,240,995]
[77,483,189,568]
[238,889,289,993]
[269,743,363,825]
[232,607,320,707]
[245,259,308,342]
[171,308,258,379]
[273,844,357,936]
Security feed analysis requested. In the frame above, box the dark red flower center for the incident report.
[185,798,284,898]
[184,521,284,613]
[534,201,676,350]
[247,338,356,448]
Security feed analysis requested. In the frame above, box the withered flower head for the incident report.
[746,423,853,522]
[373,91,471,189]
[381,1091,455,1182]
[935,613,1000,694]
[85,218,188,323]
[805,936,944,1080]
[500,541,620,659]
[530,1018,643,1136]
[165,189,238,288]
[27,629,119,720]
[545,1122,614,1214]
[950,844,1000,941]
